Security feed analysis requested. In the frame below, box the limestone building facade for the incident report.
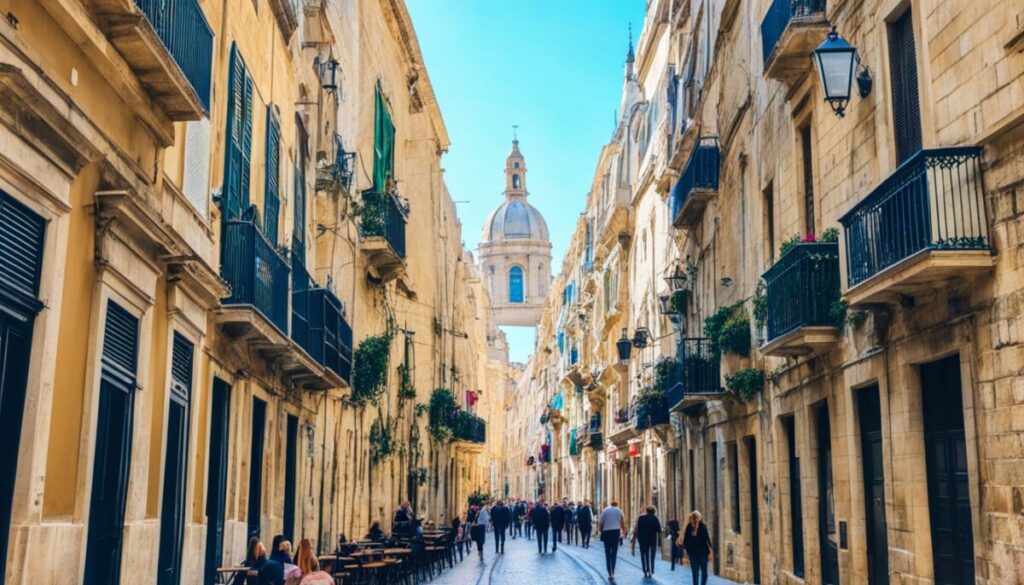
[0,1,505,583]
[502,1,1024,585]
[478,139,553,327]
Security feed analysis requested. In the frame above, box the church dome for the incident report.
[482,199,550,242]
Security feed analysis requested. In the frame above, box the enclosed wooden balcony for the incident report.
[670,137,720,229]
[665,338,724,412]
[761,242,841,356]
[839,147,993,308]
[760,0,830,86]
[95,0,213,119]
[359,191,407,282]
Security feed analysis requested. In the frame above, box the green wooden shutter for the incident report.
[223,45,251,220]
[241,75,253,213]
[264,106,281,244]
[373,89,395,191]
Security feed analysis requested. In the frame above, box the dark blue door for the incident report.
[203,378,232,584]
[283,414,298,542]
[0,190,46,585]
[84,302,140,585]
[248,397,267,538]
[157,334,193,585]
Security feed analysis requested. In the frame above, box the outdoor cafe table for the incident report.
[216,566,255,583]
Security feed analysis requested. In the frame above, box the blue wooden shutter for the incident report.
[293,119,308,264]
[241,76,253,212]
[0,191,46,313]
[264,106,281,244]
[101,301,139,389]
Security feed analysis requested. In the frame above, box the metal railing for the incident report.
[317,135,356,192]
[634,398,670,430]
[670,137,720,222]
[839,147,989,288]
[763,242,841,343]
[760,0,827,66]
[452,410,486,443]
[134,0,214,110]
[665,338,722,407]
[221,220,290,333]
[359,191,407,259]
[292,259,353,384]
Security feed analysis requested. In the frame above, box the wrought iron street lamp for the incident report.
[814,27,872,117]
[317,56,340,93]
[617,328,633,363]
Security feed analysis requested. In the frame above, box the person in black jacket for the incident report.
[512,499,525,539]
[531,499,551,554]
[679,510,714,585]
[576,500,594,548]
[631,506,663,578]
[549,502,565,551]
[667,519,682,571]
[490,499,512,554]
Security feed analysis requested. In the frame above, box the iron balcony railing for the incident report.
[760,0,827,66]
[317,135,356,192]
[452,410,486,444]
[665,338,722,407]
[360,191,407,259]
[221,220,290,333]
[613,400,635,425]
[634,398,670,431]
[670,137,720,221]
[763,242,841,343]
[290,255,353,383]
[839,147,989,288]
[134,0,214,110]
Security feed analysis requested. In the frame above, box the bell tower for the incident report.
[504,127,527,199]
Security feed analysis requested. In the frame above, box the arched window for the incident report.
[513,162,520,169]
[509,266,524,303]
[512,174,521,189]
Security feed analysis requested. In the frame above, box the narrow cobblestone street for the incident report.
[431,532,740,585]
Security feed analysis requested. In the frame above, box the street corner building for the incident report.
[499,0,1024,584]
[0,1,511,584]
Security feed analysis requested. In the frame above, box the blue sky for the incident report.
[407,0,646,363]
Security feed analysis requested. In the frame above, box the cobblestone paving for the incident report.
[430,531,742,585]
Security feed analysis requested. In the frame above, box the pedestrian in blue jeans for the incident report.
[680,510,714,585]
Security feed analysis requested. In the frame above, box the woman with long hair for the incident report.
[678,510,714,585]
[294,538,333,584]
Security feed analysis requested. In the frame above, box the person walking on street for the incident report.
[631,505,663,578]
[512,499,525,539]
[524,500,534,540]
[531,499,551,554]
[598,500,625,582]
[667,519,683,571]
[576,500,594,548]
[679,510,714,585]
[491,499,511,554]
[564,501,576,545]
[549,501,565,551]
[471,504,491,561]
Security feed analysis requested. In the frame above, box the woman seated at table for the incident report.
[228,537,268,585]
[365,520,387,542]
[269,534,292,565]
[294,539,333,585]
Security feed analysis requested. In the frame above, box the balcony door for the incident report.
[248,397,267,538]
[283,414,298,542]
[921,356,975,585]
[746,437,761,584]
[817,404,840,585]
[888,10,923,163]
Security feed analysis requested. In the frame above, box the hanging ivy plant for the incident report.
[428,388,457,442]
[637,385,666,409]
[369,415,396,465]
[467,489,490,506]
[351,333,391,405]
[726,368,764,401]
[704,303,751,357]
[397,363,416,400]
[752,281,768,330]
[414,403,429,418]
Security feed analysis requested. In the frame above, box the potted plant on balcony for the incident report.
[704,303,751,358]
[428,388,456,442]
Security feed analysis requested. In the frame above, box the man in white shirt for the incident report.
[597,500,625,581]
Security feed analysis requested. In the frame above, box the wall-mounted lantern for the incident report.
[814,27,872,117]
